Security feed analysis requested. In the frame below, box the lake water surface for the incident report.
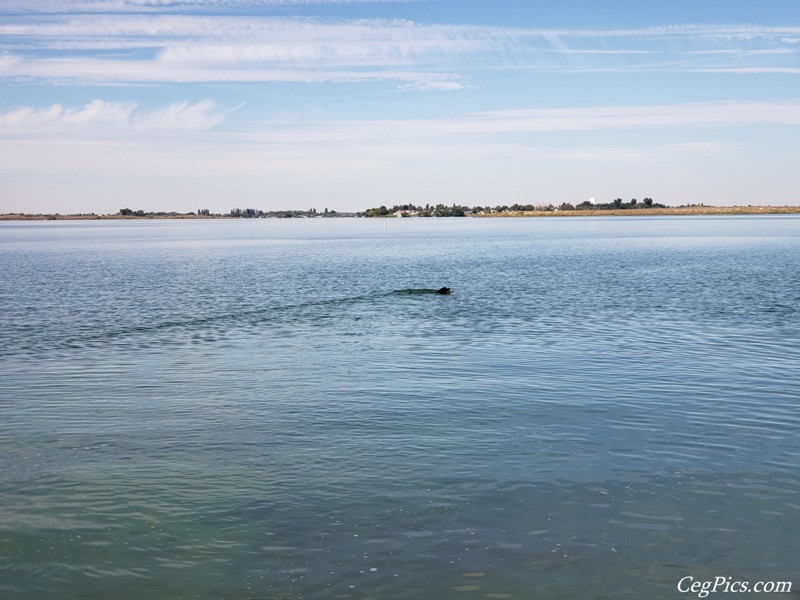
[1,216,798,599]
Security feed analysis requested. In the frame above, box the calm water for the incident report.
[1,216,798,599]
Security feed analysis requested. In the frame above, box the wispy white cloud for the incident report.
[688,49,795,55]
[1,16,798,87]
[0,55,467,89]
[240,101,800,145]
[0,52,21,70]
[0,99,226,135]
[4,99,797,141]
[5,17,798,48]
[1,0,427,14]
[0,17,484,88]
[530,23,800,41]
[464,101,800,132]
[694,67,800,74]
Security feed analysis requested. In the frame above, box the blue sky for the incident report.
[1,0,799,214]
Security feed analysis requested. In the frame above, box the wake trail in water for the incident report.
[2,288,453,358]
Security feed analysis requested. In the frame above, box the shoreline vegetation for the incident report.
[2,202,799,221]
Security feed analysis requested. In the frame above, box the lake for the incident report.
[1,216,798,599]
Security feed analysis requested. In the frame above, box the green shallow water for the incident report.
[1,216,798,599]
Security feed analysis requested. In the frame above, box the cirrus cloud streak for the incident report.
[3,99,798,141]
[1,16,798,87]
[0,99,226,135]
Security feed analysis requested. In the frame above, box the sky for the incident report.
[1,0,799,214]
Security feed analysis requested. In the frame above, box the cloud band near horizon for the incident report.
[2,100,799,140]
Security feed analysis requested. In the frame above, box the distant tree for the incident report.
[630,198,638,207]
[613,198,623,208]
[363,205,390,218]
[119,208,133,216]
[432,203,462,217]
[643,197,654,207]
[559,202,575,211]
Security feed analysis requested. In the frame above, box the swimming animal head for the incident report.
[436,287,451,295]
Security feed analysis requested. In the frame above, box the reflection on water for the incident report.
[1,217,798,599]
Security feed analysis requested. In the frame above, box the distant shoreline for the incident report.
[0,213,354,221]
[1,205,799,221]
[472,205,800,218]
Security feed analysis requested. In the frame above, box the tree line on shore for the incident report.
[228,207,344,218]
[361,198,665,217]
[7,201,794,221]
[115,199,665,219]
[118,207,352,218]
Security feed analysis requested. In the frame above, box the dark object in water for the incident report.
[393,287,453,295]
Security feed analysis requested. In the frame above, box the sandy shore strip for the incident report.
[472,205,800,218]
